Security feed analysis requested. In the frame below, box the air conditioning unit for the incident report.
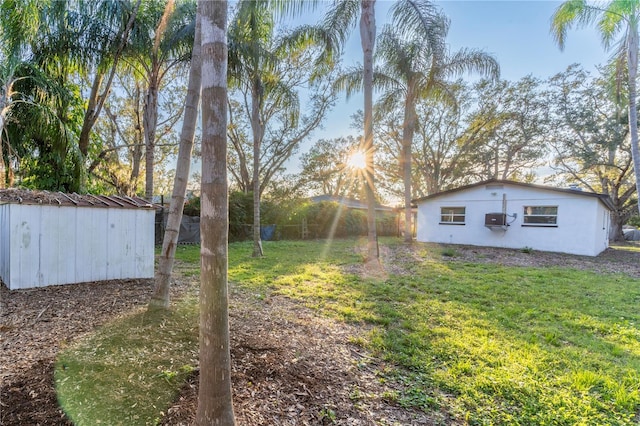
[485,213,506,226]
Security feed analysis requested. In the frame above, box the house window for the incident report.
[523,206,558,227]
[440,207,465,225]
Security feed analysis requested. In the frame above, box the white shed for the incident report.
[413,180,614,257]
[0,189,155,289]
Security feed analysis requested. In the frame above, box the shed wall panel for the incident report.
[1,203,154,289]
[135,210,155,278]
[106,209,122,280]
[11,205,42,289]
[40,206,78,286]
[0,204,10,285]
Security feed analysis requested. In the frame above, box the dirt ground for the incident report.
[2,243,640,425]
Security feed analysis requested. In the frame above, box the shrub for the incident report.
[627,215,640,228]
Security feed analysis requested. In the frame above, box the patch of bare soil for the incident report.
[2,243,639,425]
[160,291,445,425]
[0,278,160,425]
[434,243,640,278]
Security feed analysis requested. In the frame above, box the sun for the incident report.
[346,150,367,170]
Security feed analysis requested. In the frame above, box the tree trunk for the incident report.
[144,0,177,201]
[627,24,640,220]
[78,71,105,157]
[130,83,144,193]
[144,75,159,201]
[610,209,626,241]
[149,10,202,310]
[360,0,378,262]
[251,80,264,257]
[196,0,235,424]
[401,90,416,243]
[78,0,141,158]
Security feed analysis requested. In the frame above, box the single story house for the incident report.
[0,189,155,289]
[413,180,614,257]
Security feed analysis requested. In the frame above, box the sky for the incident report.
[191,1,615,194]
[311,0,610,144]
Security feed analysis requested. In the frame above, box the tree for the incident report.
[552,0,640,219]
[228,0,334,257]
[196,0,235,423]
[372,16,498,242]
[89,68,185,195]
[321,0,379,261]
[0,0,143,191]
[226,58,335,194]
[298,135,364,197]
[400,84,480,195]
[547,65,636,240]
[75,0,142,161]
[464,77,549,182]
[328,0,469,258]
[125,0,196,200]
[149,7,202,309]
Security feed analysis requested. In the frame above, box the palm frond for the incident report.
[390,0,448,58]
[442,48,500,81]
[334,66,364,100]
[321,0,360,52]
[551,0,604,50]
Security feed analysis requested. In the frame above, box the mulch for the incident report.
[2,242,640,425]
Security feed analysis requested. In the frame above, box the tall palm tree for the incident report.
[326,0,449,261]
[149,7,202,310]
[373,20,499,242]
[228,0,333,257]
[552,0,640,215]
[196,0,235,423]
[126,0,195,200]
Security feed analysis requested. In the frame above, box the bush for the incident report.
[627,215,640,228]
[180,194,397,241]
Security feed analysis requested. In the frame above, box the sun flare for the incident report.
[346,150,367,170]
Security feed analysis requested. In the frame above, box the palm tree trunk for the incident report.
[360,0,378,262]
[196,0,235,423]
[251,80,264,257]
[628,24,640,217]
[402,93,417,243]
[144,75,159,201]
[149,11,202,310]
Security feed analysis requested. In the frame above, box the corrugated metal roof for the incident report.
[0,189,155,209]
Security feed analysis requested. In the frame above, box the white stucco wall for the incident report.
[1,204,154,289]
[416,183,610,257]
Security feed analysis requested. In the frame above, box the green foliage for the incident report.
[627,215,640,228]
[181,194,397,241]
[182,196,200,216]
[441,247,458,257]
[229,191,254,241]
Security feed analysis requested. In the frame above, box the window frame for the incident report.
[522,205,558,227]
[439,206,466,225]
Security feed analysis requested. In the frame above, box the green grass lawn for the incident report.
[56,239,640,425]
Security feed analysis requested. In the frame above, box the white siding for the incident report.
[416,184,610,257]
[1,204,155,289]
[0,204,10,285]
[12,205,42,288]
[135,209,155,278]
